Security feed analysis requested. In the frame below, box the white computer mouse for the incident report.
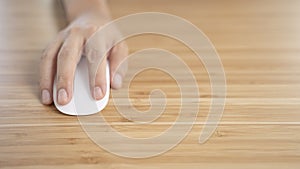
[53,57,110,116]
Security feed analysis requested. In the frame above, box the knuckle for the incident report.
[68,24,98,37]
[70,54,80,63]
[57,75,72,87]
[111,42,129,57]
[69,26,83,35]
[81,24,99,38]
[95,77,106,87]
[86,53,99,64]
[41,50,54,62]
[41,50,48,60]
[85,24,98,34]
[58,48,71,58]
[59,48,79,62]
[39,77,51,89]
[58,46,81,63]
[58,30,67,37]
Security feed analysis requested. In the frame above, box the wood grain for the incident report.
[1,0,300,168]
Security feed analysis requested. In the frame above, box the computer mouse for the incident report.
[53,57,110,116]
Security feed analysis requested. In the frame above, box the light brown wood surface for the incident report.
[1,0,300,168]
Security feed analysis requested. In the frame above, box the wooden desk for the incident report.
[1,0,300,168]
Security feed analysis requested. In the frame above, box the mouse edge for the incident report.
[53,62,110,116]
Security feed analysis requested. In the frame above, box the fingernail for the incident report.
[42,89,50,104]
[113,73,123,89]
[58,89,68,105]
[94,86,103,100]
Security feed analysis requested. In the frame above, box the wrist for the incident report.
[63,0,111,23]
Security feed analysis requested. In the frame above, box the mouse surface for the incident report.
[53,57,110,116]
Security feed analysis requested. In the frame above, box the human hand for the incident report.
[40,11,128,105]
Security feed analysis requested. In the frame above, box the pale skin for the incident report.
[40,0,128,105]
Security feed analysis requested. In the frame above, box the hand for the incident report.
[40,12,128,105]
